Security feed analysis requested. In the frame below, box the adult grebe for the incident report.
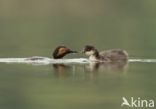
[53,46,77,59]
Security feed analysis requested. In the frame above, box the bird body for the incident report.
[82,45,128,62]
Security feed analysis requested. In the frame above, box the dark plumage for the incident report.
[53,46,77,59]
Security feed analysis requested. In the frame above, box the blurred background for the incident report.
[0,0,156,58]
[0,0,156,109]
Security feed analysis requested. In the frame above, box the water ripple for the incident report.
[129,59,156,63]
[0,56,156,65]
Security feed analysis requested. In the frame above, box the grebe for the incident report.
[82,45,128,62]
[26,46,77,61]
[53,46,77,59]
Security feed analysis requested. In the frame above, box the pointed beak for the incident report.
[69,50,78,53]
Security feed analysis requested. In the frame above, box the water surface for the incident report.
[0,58,155,109]
[0,0,156,109]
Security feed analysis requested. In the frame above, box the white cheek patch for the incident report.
[85,51,94,56]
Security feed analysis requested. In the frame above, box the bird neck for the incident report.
[89,50,100,61]
[94,49,100,58]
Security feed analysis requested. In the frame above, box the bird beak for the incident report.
[69,50,78,53]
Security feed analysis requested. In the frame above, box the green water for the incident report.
[0,0,156,109]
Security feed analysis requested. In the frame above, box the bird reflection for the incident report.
[53,64,75,79]
[52,61,128,80]
[83,61,128,81]
[85,61,128,72]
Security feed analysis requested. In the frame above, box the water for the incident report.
[1,57,156,64]
[0,57,155,109]
[0,0,156,109]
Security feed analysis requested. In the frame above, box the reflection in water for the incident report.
[52,61,128,80]
[84,61,128,81]
[53,64,75,79]
[85,61,128,72]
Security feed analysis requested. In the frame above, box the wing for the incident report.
[100,49,128,62]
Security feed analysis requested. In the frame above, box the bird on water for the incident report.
[82,45,128,62]
[53,46,77,59]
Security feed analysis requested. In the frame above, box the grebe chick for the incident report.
[53,46,77,59]
[82,45,128,62]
